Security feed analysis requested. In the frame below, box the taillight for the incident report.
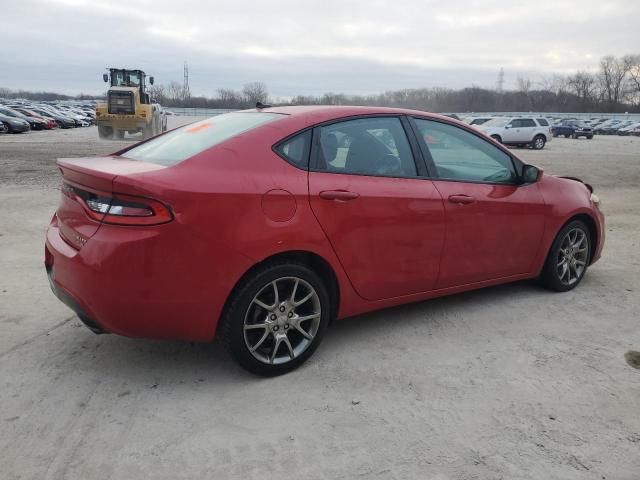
[62,183,172,226]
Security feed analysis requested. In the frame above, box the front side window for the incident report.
[520,119,536,127]
[316,117,417,178]
[413,119,517,184]
[121,112,282,166]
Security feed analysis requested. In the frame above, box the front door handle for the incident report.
[448,194,475,205]
[319,190,360,201]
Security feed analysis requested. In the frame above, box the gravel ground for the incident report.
[1,123,639,480]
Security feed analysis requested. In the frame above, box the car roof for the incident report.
[245,105,457,126]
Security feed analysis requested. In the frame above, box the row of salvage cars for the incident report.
[464,115,640,141]
[0,100,96,134]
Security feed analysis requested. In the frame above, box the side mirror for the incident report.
[149,76,154,85]
[521,164,541,183]
[102,73,109,83]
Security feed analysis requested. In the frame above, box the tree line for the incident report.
[2,54,639,112]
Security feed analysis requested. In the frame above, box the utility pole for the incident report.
[183,61,190,100]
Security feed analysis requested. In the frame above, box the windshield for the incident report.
[111,70,142,88]
[121,112,282,166]
[482,118,510,127]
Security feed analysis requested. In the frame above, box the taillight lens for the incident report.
[62,183,172,226]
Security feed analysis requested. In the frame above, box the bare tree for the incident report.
[599,55,633,109]
[567,71,596,104]
[626,54,640,106]
[147,84,167,104]
[166,81,184,103]
[242,82,269,105]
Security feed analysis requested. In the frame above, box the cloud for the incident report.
[1,0,638,96]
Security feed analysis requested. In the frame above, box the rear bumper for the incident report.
[97,115,149,130]
[44,215,252,342]
[46,264,105,334]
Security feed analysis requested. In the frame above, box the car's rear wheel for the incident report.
[541,220,591,292]
[532,135,546,150]
[564,134,571,138]
[219,262,331,376]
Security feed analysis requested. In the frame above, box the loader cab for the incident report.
[103,69,153,104]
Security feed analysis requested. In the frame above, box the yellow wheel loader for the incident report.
[96,68,167,140]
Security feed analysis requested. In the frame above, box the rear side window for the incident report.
[536,118,549,126]
[520,119,536,127]
[315,117,417,178]
[121,112,282,166]
[275,130,311,168]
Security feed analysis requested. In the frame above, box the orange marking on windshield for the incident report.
[185,123,213,133]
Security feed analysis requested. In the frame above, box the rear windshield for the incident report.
[121,112,282,165]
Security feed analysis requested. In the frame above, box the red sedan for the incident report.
[45,106,605,375]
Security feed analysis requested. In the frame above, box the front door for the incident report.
[308,116,446,300]
[411,118,546,288]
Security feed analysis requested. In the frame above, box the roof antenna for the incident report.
[256,102,272,109]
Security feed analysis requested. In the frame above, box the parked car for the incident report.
[28,107,75,129]
[594,120,625,135]
[45,106,604,376]
[467,117,494,126]
[476,117,551,149]
[8,107,57,129]
[617,122,640,136]
[551,120,593,139]
[0,112,31,133]
[0,106,47,130]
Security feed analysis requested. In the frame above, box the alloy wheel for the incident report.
[556,227,589,286]
[243,277,321,365]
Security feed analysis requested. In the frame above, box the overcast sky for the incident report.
[1,0,638,97]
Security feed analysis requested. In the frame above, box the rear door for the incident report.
[411,118,546,288]
[308,116,446,300]
[518,118,538,142]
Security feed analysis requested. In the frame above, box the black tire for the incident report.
[587,135,593,139]
[219,262,331,376]
[490,134,502,144]
[515,144,524,148]
[564,134,571,138]
[98,125,113,139]
[540,220,591,292]
[552,132,558,138]
[571,134,577,139]
[113,130,125,140]
[532,134,546,150]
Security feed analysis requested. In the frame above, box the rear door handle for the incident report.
[448,194,475,205]
[319,190,360,201]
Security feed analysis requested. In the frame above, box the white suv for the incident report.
[476,117,552,150]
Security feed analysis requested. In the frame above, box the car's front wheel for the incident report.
[219,262,331,376]
[541,220,591,291]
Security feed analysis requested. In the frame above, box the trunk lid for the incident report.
[56,156,166,249]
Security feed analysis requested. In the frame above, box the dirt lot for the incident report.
[1,122,639,480]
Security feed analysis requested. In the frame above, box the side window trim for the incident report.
[308,115,423,179]
[408,116,524,185]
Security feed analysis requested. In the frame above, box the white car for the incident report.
[476,117,552,150]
